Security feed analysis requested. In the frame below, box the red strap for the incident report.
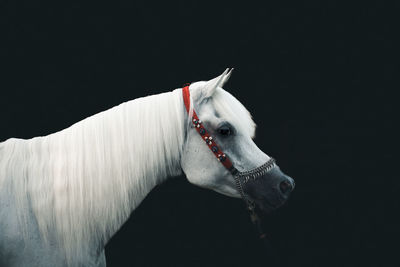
[182,83,191,113]
[182,84,233,170]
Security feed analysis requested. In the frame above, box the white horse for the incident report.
[0,69,294,267]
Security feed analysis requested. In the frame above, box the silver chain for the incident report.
[233,158,276,210]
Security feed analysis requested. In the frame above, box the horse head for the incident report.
[181,69,294,213]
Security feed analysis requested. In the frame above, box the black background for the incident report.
[1,1,398,266]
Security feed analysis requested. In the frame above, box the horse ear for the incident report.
[201,68,233,99]
[220,68,233,88]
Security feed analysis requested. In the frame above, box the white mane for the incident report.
[0,80,257,265]
[0,89,185,264]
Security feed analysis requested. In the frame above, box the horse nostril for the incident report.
[279,180,293,195]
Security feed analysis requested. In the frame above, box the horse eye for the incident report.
[218,126,231,136]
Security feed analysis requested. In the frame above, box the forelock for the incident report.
[210,87,256,138]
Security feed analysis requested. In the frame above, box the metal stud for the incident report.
[217,153,226,162]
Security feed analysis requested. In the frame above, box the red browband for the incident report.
[182,84,235,172]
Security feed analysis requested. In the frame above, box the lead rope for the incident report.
[233,170,268,240]
[234,171,277,265]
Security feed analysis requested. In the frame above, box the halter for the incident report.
[182,84,277,241]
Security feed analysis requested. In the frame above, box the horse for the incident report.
[0,69,294,267]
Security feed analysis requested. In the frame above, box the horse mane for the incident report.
[0,88,186,264]
[0,83,256,265]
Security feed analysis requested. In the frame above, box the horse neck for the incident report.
[66,89,187,241]
[6,88,187,263]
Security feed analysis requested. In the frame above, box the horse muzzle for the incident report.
[238,160,295,213]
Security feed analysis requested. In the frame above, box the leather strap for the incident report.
[182,84,236,172]
[182,84,272,245]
